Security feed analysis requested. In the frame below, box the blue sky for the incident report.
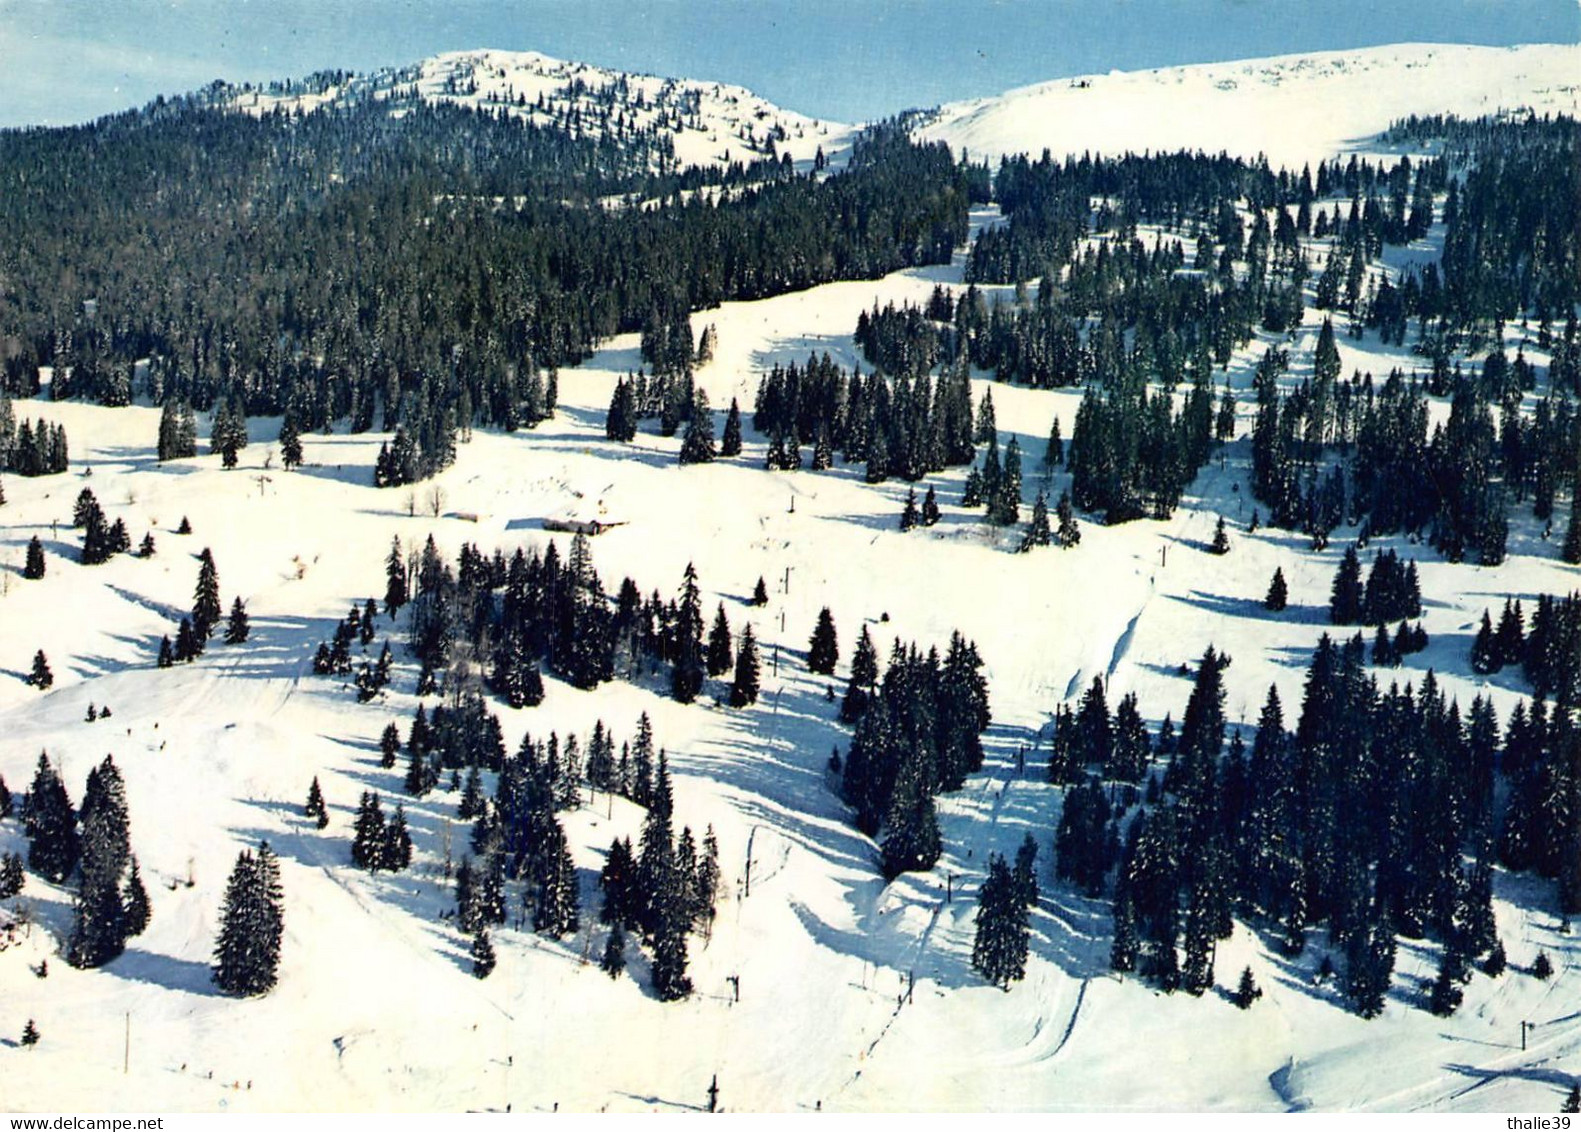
[0,0,1576,127]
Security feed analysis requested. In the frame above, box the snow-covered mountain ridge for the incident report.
[215,47,852,173]
[917,43,1581,170]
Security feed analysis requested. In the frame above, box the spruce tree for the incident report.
[671,563,706,704]
[156,635,174,668]
[471,928,496,979]
[1019,491,1052,551]
[122,857,151,937]
[1231,966,1262,1009]
[678,390,716,465]
[351,792,387,870]
[921,485,941,527]
[224,596,250,644]
[841,625,879,723]
[971,855,1029,989]
[1534,952,1553,980]
[1470,610,1499,674]
[21,1020,39,1047]
[304,777,329,829]
[1264,567,1288,612]
[23,536,44,580]
[1330,545,1364,625]
[601,921,627,979]
[807,607,839,675]
[729,625,761,707]
[1209,516,1230,555]
[26,650,52,689]
[384,536,408,615]
[382,804,413,872]
[212,846,283,996]
[720,398,743,457]
[278,412,303,470]
[174,618,198,662]
[706,604,734,678]
[192,549,221,639]
[22,753,78,881]
[379,722,401,769]
[1055,490,1081,548]
[899,488,919,531]
[1562,1083,1579,1115]
[0,853,23,899]
[752,577,769,606]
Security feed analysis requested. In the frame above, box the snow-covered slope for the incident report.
[3,202,1580,1112]
[221,48,852,173]
[917,43,1581,170]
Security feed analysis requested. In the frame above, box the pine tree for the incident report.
[1534,952,1553,980]
[379,722,401,769]
[1264,567,1288,612]
[384,537,408,616]
[671,563,706,704]
[706,604,734,677]
[729,625,761,707]
[26,650,52,689]
[841,625,879,723]
[1562,1083,1580,1115]
[351,792,388,870]
[174,618,198,662]
[807,607,839,675]
[279,412,303,470]
[899,488,919,531]
[1043,416,1063,472]
[21,1020,38,1047]
[601,921,627,979]
[192,549,221,639]
[1110,892,1139,974]
[1019,491,1052,551]
[224,596,250,644]
[471,927,496,979]
[23,753,79,882]
[1210,516,1230,555]
[1428,954,1463,1016]
[212,847,283,996]
[0,852,22,898]
[752,577,769,606]
[1330,545,1364,625]
[122,857,151,937]
[304,777,329,829]
[156,635,173,668]
[23,536,44,580]
[1482,940,1507,977]
[678,390,716,465]
[382,804,413,872]
[1470,610,1499,674]
[921,485,941,527]
[1055,490,1081,548]
[1231,966,1262,1009]
[720,398,743,457]
[1563,500,1581,566]
[971,854,1029,988]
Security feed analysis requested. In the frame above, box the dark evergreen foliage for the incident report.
[212,844,284,996]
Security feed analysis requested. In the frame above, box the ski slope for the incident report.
[2,44,1581,1113]
[917,43,1581,169]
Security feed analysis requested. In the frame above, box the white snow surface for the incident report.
[220,48,853,174]
[917,43,1581,170]
[2,44,1581,1114]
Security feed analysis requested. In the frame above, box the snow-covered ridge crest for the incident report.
[216,46,852,173]
[917,42,1581,171]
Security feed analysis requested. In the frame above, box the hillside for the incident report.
[916,43,1581,169]
[216,47,853,174]
[1,43,1580,1115]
